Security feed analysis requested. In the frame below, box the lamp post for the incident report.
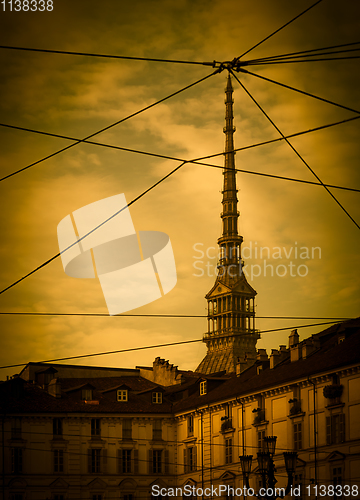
[240,436,297,499]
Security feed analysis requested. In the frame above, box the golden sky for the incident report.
[0,0,359,379]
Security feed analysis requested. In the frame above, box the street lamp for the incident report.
[240,435,298,500]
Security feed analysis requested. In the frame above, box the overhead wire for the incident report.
[244,41,360,64]
[230,70,360,230]
[246,55,360,65]
[0,44,215,67]
[0,428,308,454]
[1,116,360,192]
[0,158,187,296]
[0,320,345,370]
[0,312,352,320]
[238,67,360,116]
[236,0,323,59]
[0,70,217,182]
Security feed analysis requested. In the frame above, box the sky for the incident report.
[0,0,359,380]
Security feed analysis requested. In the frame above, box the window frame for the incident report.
[53,449,64,473]
[53,418,63,437]
[225,437,233,464]
[200,380,207,396]
[122,418,132,440]
[91,418,101,438]
[293,421,303,450]
[152,392,163,404]
[117,389,128,402]
[11,447,23,474]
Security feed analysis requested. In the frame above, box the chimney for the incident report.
[257,349,268,361]
[270,349,280,369]
[289,329,299,348]
[290,345,301,362]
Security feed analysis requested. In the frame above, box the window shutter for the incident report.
[102,449,107,473]
[183,448,187,474]
[326,416,332,445]
[88,449,92,473]
[193,446,197,471]
[164,449,169,475]
[117,449,122,474]
[340,413,345,442]
[149,449,153,474]
[134,449,139,474]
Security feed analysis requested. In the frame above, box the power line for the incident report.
[0,44,215,67]
[247,55,360,66]
[0,311,352,320]
[0,320,344,370]
[1,117,360,192]
[238,68,360,116]
[245,41,360,64]
[0,428,303,454]
[231,70,360,230]
[237,0,323,59]
[0,159,187,296]
[0,70,217,182]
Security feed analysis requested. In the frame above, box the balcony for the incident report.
[323,384,344,407]
[220,417,234,433]
[252,408,266,426]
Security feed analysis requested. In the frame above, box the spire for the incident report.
[218,73,243,281]
[195,73,259,375]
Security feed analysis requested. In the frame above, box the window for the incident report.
[122,418,132,440]
[152,449,162,474]
[152,392,163,404]
[187,415,194,437]
[124,496,133,500]
[122,449,131,473]
[53,418,62,437]
[326,414,345,445]
[153,419,162,441]
[91,418,101,438]
[200,381,207,396]
[332,466,343,498]
[294,422,302,450]
[118,448,138,474]
[82,388,93,400]
[52,495,64,500]
[117,389,128,401]
[92,496,102,500]
[225,438,233,464]
[54,449,64,473]
[11,418,22,439]
[258,430,266,452]
[184,446,196,472]
[90,449,101,473]
[11,495,23,500]
[11,448,23,474]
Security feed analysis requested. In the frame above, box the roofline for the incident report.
[19,362,140,376]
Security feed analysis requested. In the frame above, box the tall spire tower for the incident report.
[196,73,259,375]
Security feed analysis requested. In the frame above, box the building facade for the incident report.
[1,319,360,499]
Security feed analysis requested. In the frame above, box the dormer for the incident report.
[35,367,58,386]
[63,382,95,402]
[101,383,131,402]
[136,385,166,404]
